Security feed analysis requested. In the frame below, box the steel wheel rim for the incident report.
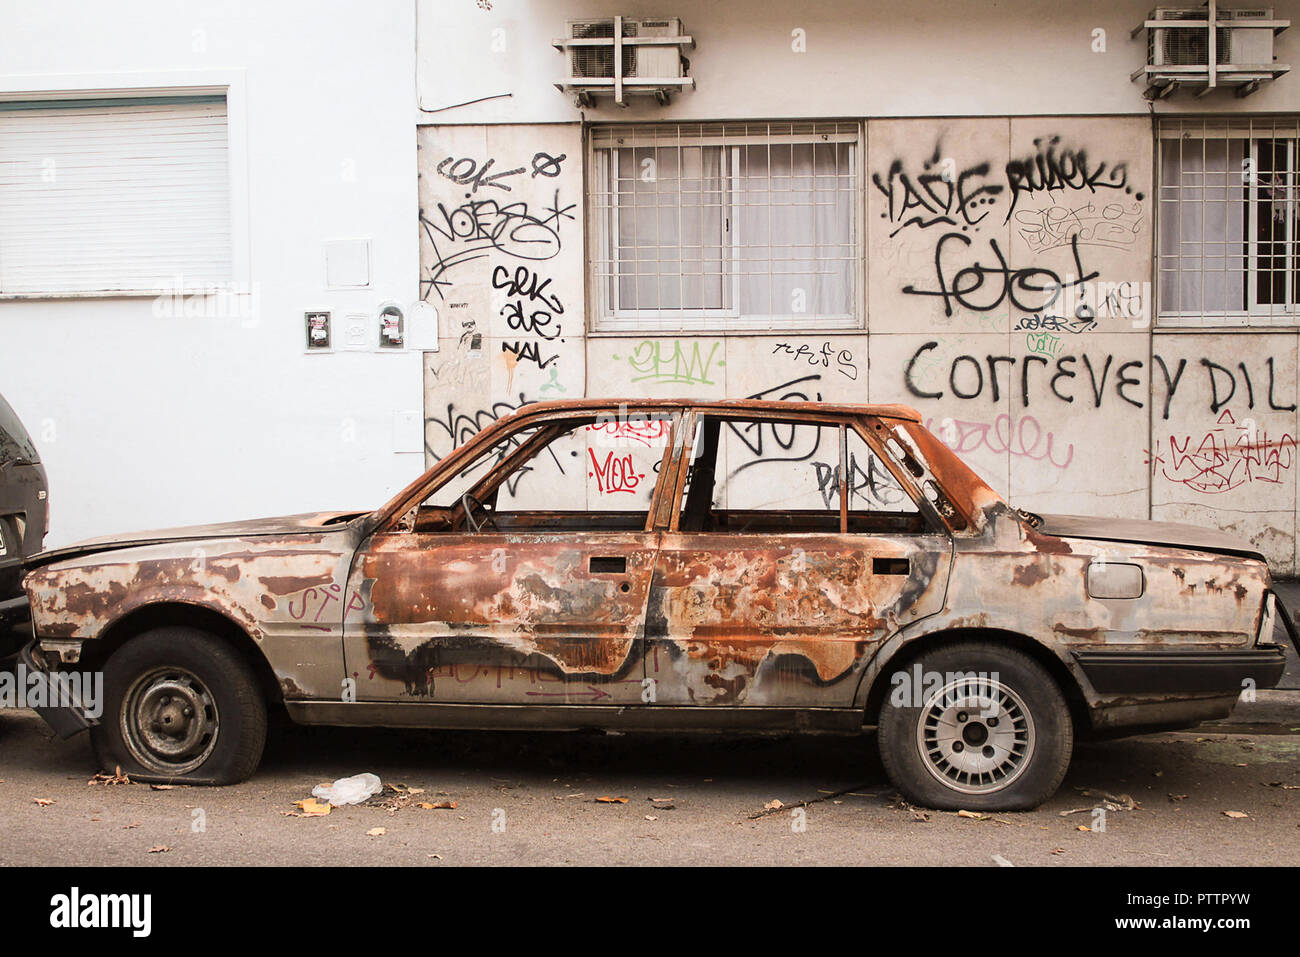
[120,666,220,774]
[915,676,1034,795]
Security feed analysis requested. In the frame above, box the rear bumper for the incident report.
[14,638,95,739]
[1073,645,1287,695]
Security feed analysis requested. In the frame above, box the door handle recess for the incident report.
[873,557,909,576]
[590,556,626,574]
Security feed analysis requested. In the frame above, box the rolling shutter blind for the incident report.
[0,96,232,295]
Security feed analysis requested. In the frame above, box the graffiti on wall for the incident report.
[420,129,583,472]
[902,341,1297,417]
[1147,409,1297,495]
[876,135,1148,329]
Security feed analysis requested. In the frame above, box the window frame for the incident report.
[1156,118,1300,329]
[663,410,942,536]
[587,121,865,335]
[0,70,249,301]
[408,408,684,535]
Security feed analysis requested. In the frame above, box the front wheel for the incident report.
[90,627,267,785]
[877,641,1073,811]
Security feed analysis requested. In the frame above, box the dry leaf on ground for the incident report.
[292,798,332,817]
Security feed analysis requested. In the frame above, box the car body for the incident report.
[19,399,1297,809]
[0,392,47,656]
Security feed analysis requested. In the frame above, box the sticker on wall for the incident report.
[305,311,332,352]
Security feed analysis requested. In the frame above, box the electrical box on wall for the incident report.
[553,15,695,106]
[407,300,439,352]
[305,311,331,352]
[324,239,372,289]
[339,313,372,351]
[378,302,405,349]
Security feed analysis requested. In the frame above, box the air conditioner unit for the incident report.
[566,17,683,81]
[1149,8,1231,65]
[1219,7,1278,63]
[554,16,694,106]
[1135,6,1290,97]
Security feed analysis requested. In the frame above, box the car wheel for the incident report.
[877,641,1073,811]
[90,627,267,785]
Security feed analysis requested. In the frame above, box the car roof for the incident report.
[508,398,923,422]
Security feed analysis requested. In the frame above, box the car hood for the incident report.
[23,510,368,569]
[1035,513,1265,561]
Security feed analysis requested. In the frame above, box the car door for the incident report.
[343,409,681,706]
[644,411,953,709]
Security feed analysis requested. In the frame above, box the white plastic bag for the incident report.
[312,772,382,806]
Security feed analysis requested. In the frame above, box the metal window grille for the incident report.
[589,122,860,333]
[1157,116,1300,327]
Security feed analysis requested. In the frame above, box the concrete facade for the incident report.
[417,0,1300,573]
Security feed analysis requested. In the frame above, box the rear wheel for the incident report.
[90,627,266,785]
[877,641,1073,811]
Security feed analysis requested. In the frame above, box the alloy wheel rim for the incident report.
[915,676,1034,794]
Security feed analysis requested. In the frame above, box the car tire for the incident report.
[877,641,1073,811]
[90,627,266,785]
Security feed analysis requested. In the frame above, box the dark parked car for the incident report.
[19,398,1298,810]
[0,392,47,656]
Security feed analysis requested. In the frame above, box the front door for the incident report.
[645,413,953,708]
[344,410,680,705]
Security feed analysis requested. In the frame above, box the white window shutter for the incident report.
[0,97,232,296]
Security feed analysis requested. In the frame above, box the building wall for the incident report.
[417,1,1300,574]
[4,0,1299,578]
[417,0,1300,121]
[1,0,422,548]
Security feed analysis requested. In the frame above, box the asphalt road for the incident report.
[1,706,1297,866]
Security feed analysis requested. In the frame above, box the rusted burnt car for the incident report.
[19,399,1297,809]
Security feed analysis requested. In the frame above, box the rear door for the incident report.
[645,411,953,708]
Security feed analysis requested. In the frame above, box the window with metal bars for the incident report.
[1158,118,1300,326]
[589,122,860,333]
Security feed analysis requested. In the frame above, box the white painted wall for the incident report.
[1,0,422,547]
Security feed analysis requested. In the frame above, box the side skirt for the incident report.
[284,701,865,734]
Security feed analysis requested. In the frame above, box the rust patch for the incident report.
[1012,561,1050,587]
[1024,527,1074,556]
[259,575,334,596]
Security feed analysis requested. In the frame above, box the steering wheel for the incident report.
[459,492,499,533]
